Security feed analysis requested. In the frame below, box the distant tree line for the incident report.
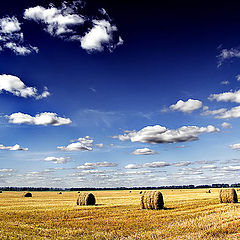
[0,183,240,191]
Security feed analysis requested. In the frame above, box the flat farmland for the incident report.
[0,189,240,239]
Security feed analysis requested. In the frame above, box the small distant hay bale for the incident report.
[78,191,80,193]
[0,190,2,193]
[58,192,62,194]
[24,192,32,197]
[219,189,238,203]
[207,190,211,193]
[140,191,142,194]
[129,191,131,193]
[140,191,164,210]
[77,192,96,206]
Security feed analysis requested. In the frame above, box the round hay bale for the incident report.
[140,191,142,194]
[140,191,145,209]
[219,189,238,203]
[0,190,2,193]
[77,192,96,206]
[58,192,62,194]
[140,191,164,210]
[24,192,32,197]
[208,190,211,193]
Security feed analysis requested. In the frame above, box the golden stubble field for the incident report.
[0,189,240,239]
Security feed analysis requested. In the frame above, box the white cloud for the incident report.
[217,48,240,67]
[236,75,240,82]
[77,162,117,169]
[130,147,158,155]
[44,156,70,164]
[24,2,123,53]
[201,107,227,116]
[229,143,240,150]
[220,80,230,85]
[125,164,142,169]
[173,161,191,167]
[113,124,220,144]
[0,74,50,99]
[143,161,170,168]
[0,144,28,151]
[95,143,104,148]
[58,136,93,151]
[169,99,202,113]
[81,19,120,52]
[209,90,240,103]
[221,166,240,171]
[0,16,21,33]
[221,122,232,128]
[24,4,84,36]
[125,161,170,169]
[7,112,72,126]
[0,16,38,55]
[215,106,240,119]
[0,168,15,172]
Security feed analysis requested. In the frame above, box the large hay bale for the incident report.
[77,192,96,206]
[24,192,32,197]
[140,191,164,210]
[219,189,238,203]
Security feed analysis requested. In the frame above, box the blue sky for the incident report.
[1,0,240,187]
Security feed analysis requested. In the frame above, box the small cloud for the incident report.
[0,144,28,151]
[169,99,202,113]
[7,112,71,126]
[221,122,232,128]
[0,74,50,99]
[201,107,227,116]
[0,16,38,55]
[236,75,240,82]
[220,80,229,85]
[229,143,240,150]
[77,162,117,169]
[173,161,191,167]
[0,168,15,172]
[95,143,104,148]
[125,164,142,169]
[44,156,71,164]
[215,106,240,119]
[130,147,158,155]
[90,87,96,93]
[217,48,240,67]
[58,136,93,151]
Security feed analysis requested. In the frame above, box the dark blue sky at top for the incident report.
[1,0,240,187]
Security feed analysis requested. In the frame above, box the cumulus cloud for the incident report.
[201,106,227,116]
[229,143,240,150]
[113,125,219,144]
[0,144,28,151]
[24,1,123,52]
[125,161,170,169]
[209,90,240,103]
[44,156,70,164]
[173,161,191,167]
[58,136,93,151]
[0,74,50,99]
[169,99,202,113]
[81,19,121,52]
[130,147,158,155]
[221,122,232,128]
[0,16,38,55]
[217,48,240,67]
[7,112,72,126]
[215,106,240,119]
[77,162,117,169]
[221,165,240,171]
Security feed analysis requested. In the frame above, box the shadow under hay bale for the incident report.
[77,192,96,206]
[219,188,238,203]
[24,192,32,197]
[140,191,164,210]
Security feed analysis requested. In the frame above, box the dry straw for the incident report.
[140,191,164,210]
[77,192,96,206]
[219,188,238,203]
[24,192,32,197]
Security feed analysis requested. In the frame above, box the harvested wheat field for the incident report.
[0,189,240,239]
